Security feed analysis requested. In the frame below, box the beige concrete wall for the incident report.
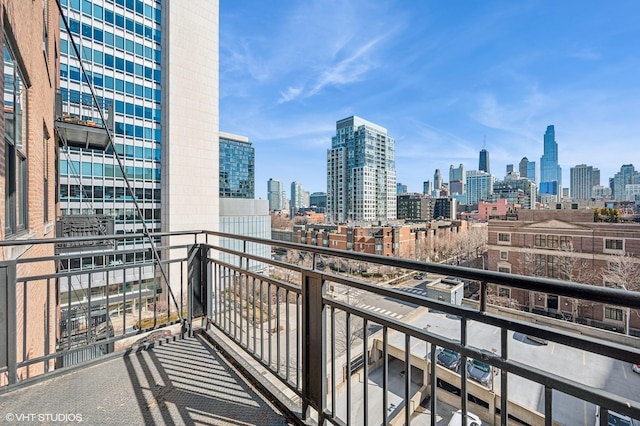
[161,1,219,297]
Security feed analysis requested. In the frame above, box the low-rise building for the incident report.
[487,209,640,334]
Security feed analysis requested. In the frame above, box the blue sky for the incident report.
[219,1,640,200]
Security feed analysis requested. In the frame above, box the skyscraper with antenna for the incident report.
[479,138,490,174]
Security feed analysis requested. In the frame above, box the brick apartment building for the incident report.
[487,209,640,334]
[273,220,468,260]
[1,0,60,381]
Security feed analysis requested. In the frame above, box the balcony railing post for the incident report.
[301,270,326,423]
[187,244,208,338]
[205,245,212,330]
[1,261,17,385]
[480,280,488,313]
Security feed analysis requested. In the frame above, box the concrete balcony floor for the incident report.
[0,336,292,425]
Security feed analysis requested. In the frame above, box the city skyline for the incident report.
[220,1,640,199]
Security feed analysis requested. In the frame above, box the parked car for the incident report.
[594,406,633,426]
[436,348,461,371]
[93,321,114,342]
[413,272,427,280]
[632,364,640,374]
[447,409,482,426]
[466,358,492,387]
[525,334,549,345]
[133,329,172,347]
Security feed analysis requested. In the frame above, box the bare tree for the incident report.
[486,285,519,309]
[516,247,548,311]
[333,308,365,356]
[601,252,640,334]
[553,247,597,321]
[271,213,293,230]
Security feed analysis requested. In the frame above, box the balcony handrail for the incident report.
[205,229,640,310]
[4,229,639,310]
[204,238,640,362]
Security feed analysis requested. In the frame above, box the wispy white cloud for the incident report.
[569,48,601,61]
[277,86,303,104]
[306,37,383,97]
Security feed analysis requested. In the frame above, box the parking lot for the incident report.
[391,308,640,425]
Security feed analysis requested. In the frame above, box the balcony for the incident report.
[1,231,640,425]
[55,88,114,151]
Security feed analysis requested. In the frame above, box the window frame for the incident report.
[4,39,29,236]
[604,238,623,251]
[497,232,511,245]
[604,306,624,322]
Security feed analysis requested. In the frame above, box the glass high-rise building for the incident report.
[219,132,254,198]
[58,0,163,237]
[449,163,465,195]
[267,178,284,211]
[570,164,594,200]
[540,125,562,196]
[434,169,442,191]
[423,181,432,195]
[466,170,494,205]
[327,116,396,222]
[479,148,490,174]
[290,181,306,215]
[613,164,640,201]
[59,0,219,247]
[519,157,529,179]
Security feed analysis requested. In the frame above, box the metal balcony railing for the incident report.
[1,230,640,425]
[54,88,113,150]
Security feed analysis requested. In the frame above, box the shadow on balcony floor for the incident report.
[0,336,292,425]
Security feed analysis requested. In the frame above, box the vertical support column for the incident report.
[301,270,326,422]
[480,281,488,313]
[460,317,468,421]
[205,245,213,330]
[0,261,17,385]
[187,244,207,337]
[500,327,508,426]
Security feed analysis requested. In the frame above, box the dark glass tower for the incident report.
[219,133,255,198]
[479,149,490,174]
[540,125,562,195]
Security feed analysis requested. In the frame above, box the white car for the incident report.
[594,406,633,426]
[632,364,640,374]
[448,409,482,426]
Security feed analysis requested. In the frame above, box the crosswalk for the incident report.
[397,287,428,297]
[357,304,404,320]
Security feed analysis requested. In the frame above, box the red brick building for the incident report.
[1,0,60,381]
[277,220,469,260]
[487,210,640,334]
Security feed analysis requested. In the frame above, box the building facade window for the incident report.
[4,42,28,236]
[498,287,511,298]
[604,239,623,251]
[43,125,50,222]
[534,254,558,278]
[604,281,622,289]
[500,251,508,260]
[604,306,623,322]
[535,234,571,250]
[498,266,511,274]
[498,233,511,244]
